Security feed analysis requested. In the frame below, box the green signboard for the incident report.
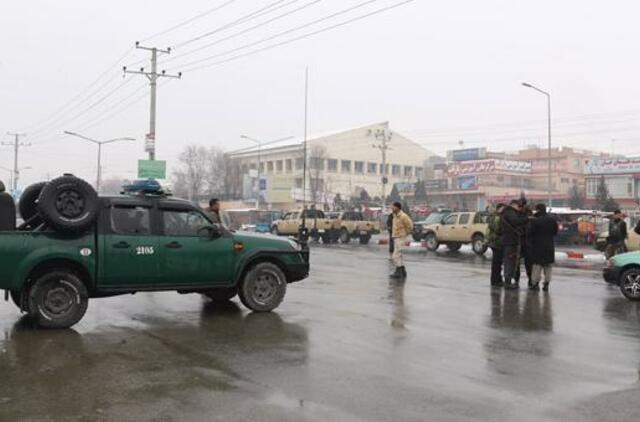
[138,160,167,179]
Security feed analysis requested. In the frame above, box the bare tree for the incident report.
[205,146,226,196]
[173,144,208,201]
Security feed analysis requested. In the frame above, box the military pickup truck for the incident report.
[332,211,380,244]
[421,211,489,255]
[0,176,309,329]
[271,209,334,243]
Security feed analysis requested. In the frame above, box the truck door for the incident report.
[159,206,235,285]
[454,213,472,241]
[439,213,459,241]
[99,203,161,287]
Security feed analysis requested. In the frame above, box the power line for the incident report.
[21,47,135,133]
[138,0,239,43]
[28,77,135,144]
[163,0,321,66]
[178,0,416,73]
[172,0,384,71]
[172,0,291,49]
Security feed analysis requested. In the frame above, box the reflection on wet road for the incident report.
[0,244,638,421]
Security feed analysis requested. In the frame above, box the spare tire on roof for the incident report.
[19,181,48,227]
[37,175,98,233]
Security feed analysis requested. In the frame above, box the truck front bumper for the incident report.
[289,249,310,282]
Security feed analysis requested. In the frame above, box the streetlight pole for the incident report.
[522,82,552,207]
[240,135,294,209]
[64,131,135,193]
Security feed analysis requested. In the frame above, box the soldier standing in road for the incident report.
[605,209,627,259]
[528,203,559,292]
[487,203,506,287]
[205,198,221,224]
[390,201,414,279]
[501,199,528,289]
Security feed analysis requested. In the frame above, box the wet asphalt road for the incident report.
[0,244,639,422]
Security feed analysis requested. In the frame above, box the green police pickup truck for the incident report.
[0,176,309,329]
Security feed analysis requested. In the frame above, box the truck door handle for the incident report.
[165,241,182,249]
[113,241,130,249]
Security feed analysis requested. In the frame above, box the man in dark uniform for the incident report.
[501,199,528,289]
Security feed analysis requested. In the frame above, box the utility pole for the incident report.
[2,132,29,193]
[372,127,392,206]
[123,42,181,160]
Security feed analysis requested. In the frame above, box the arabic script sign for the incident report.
[585,158,640,175]
[447,159,531,176]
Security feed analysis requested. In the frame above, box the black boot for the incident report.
[529,283,540,291]
[401,266,407,277]
[389,267,403,279]
[542,283,550,292]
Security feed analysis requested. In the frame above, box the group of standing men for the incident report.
[487,200,559,291]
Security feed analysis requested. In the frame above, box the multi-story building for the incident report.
[225,122,434,209]
[585,158,640,211]
[423,146,610,210]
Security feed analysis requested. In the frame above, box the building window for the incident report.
[392,165,401,176]
[327,159,338,172]
[415,167,423,179]
[404,166,413,177]
[380,163,389,175]
[295,158,304,170]
[259,162,265,173]
[267,161,274,173]
[310,157,324,170]
[295,178,303,188]
[285,159,292,172]
[276,160,283,172]
[355,161,365,174]
[367,162,377,174]
[341,160,352,173]
[497,175,504,182]
[561,177,569,184]
[249,163,256,170]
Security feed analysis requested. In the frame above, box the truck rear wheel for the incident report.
[239,262,286,312]
[28,270,88,329]
[472,234,488,255]
[37,175,98,233]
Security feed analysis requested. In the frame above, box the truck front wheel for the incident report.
[28,270,88,329]
[239,262,287,312]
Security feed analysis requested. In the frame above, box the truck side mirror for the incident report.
[198,224,221,239]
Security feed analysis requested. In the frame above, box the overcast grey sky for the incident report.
[2,0,640,188]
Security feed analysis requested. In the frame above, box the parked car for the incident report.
[603,251,640,301]
[421,211,489,255]
[331,211,381,244]
[271,209,334,242]
[0,176,309,329]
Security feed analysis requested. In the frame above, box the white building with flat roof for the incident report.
[226,122,434,208]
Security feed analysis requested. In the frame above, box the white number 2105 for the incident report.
[136,246,155,256]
